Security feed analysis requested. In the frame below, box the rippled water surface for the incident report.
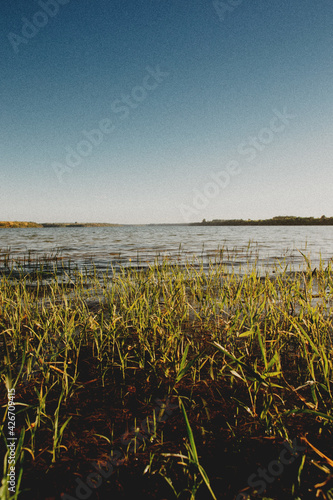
[0,225,332,273]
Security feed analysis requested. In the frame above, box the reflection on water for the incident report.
[0,225,332,275]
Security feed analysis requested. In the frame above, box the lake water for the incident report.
[1,225,332,275]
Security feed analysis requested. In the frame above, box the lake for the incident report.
[1,225,332,275]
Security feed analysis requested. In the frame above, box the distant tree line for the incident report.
[193,215,333,226]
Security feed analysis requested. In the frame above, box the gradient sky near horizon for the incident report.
[1,0,333,223]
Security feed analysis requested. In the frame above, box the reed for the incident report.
[0,252,332,498]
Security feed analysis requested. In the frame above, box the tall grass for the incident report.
[0,253,332,498]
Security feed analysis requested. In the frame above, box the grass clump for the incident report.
[0,255,333,499]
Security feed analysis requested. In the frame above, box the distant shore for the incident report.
[2,216,333,228]
[0,222,120,228]
[192,216,333,226]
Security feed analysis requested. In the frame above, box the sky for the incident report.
[1,0,333,223]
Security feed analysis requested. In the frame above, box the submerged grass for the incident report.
[0,253,333,499]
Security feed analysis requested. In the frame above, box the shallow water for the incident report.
[0,225,332,274]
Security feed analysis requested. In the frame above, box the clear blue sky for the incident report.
[1,0,333,223]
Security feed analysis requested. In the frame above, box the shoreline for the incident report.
[2,215,333,228]
[0,222,120,228]
[192,216,333,226]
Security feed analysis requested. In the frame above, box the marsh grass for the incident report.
[0,253,333,499]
